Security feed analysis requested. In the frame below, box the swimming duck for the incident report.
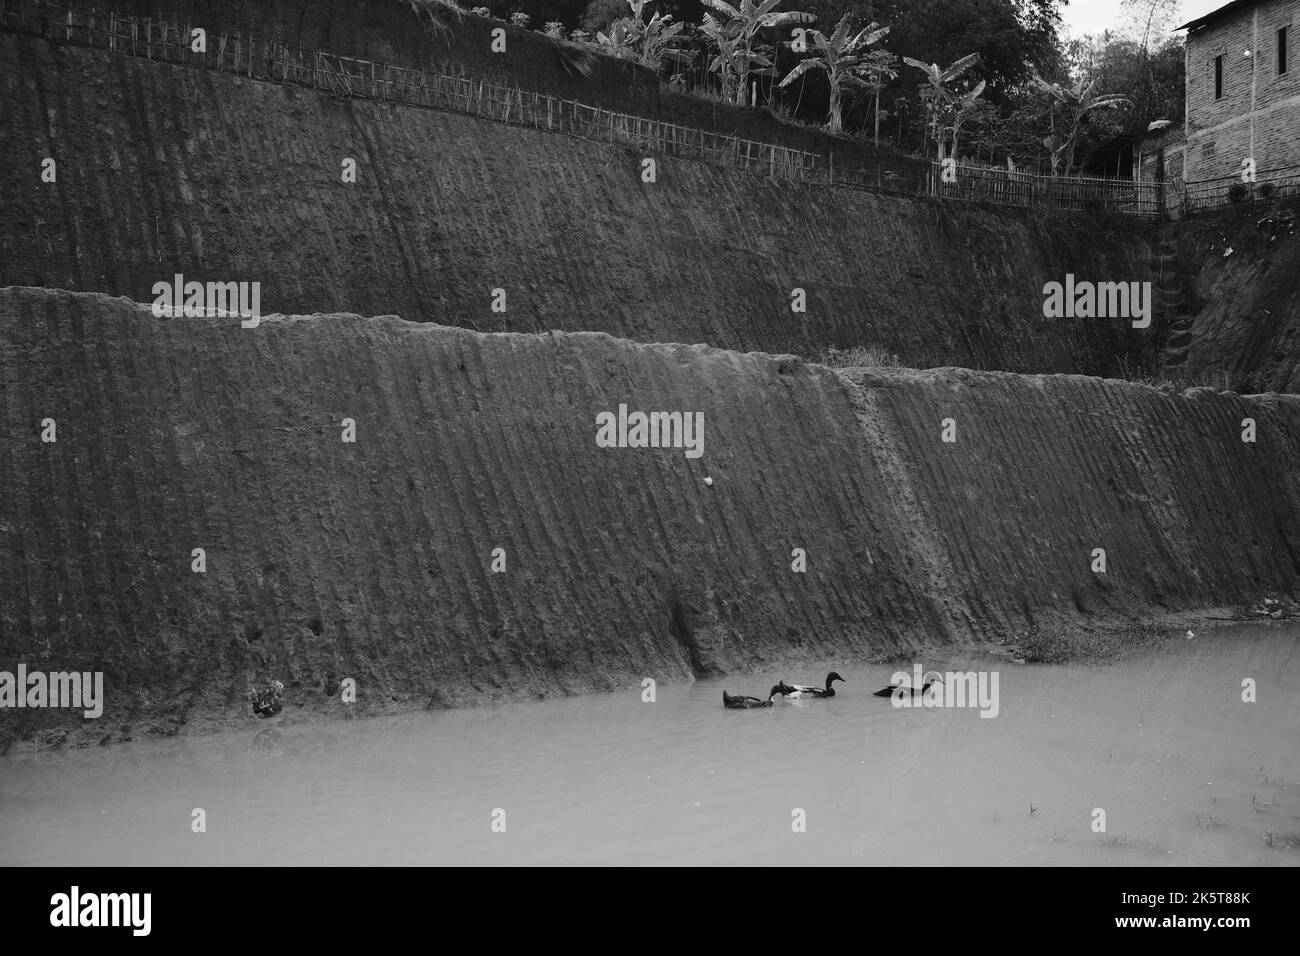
[723,685,786,709]
[872,675,941,698]
[786,672,846,698]
[250,680,285,718]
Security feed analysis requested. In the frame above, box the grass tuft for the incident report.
[819,345,903,368]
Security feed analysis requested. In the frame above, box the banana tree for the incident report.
[597,19,638,59]
[598,0,693,70]
[1031,74,1132,175]
[777,16,891,133]
[699,15,749,103]
[701,0,815,106]
[947,79,989,160]
[902,52,982,161]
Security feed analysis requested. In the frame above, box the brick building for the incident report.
[1178,0,1299,182]
[1134,122,1186,183]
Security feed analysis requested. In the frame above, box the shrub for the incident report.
[510,11,530,28]
[1227,182,1248,203]
[819,345,900,368]
[544,21,565,40]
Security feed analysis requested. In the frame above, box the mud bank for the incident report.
[2,287,1299,750]
[1171,209,1300,392]
[0,32,1154,372]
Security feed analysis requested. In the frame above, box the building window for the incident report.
[1280,27,1289,75]
[1215,54,1223,98]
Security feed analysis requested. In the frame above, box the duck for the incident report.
[785,672,846,698]
[872,675,941,698]
[723,685,786,709]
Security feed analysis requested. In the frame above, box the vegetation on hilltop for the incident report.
[426,0,1185,174]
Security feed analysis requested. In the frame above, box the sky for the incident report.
[1059,0,1226,39]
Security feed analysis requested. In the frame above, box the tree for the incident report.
[860,47,899,146]
[1066,31,1184,136]
[582,0,632,33]
[700,14,750,101]
[965,87,1054,169]
[778,16,892,133]
[902,52,981,160]
[880,0,1062,98]
[1121,0,1183,52]
[1030,74,1133,174]
[700,0,815,106]
[947,79,991,160]
[597,0,694,69]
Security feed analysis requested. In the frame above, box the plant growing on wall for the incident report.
[778,16,892,134]
[597,1,693,70]
[902,52,983,161]
[400,0,465,43]
[1030,73,1132,174]
[701,0,814,107]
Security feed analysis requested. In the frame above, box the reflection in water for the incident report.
[250,729,284,757]
[1,626,1298,865]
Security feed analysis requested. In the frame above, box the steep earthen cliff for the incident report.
[3,288,1297,749]
[0,32,1155,373]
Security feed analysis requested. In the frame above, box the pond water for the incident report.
[2,626,1298,866]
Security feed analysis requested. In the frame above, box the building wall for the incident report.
[1135,127,1187,182]
[1132,126,1187,215]
[1185,0,1300,181]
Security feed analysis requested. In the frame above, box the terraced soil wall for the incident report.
[3,288,1299,749]
[1170,210,1300,393]
[0,31,1156,373]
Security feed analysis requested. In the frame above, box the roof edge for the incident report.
[1176,0,1263,33]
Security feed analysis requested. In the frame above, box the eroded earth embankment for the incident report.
[0,31,1153,373]
[2,287,1299,750]
[1172,211,1300,393]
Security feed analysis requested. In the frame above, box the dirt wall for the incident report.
[0,32,1156,372]
[1171,209,1300,392]
[3,287,1299,750]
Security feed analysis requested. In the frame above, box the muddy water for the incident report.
[2,626,1298,866]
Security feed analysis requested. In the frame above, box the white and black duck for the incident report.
[785,672,846,699]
